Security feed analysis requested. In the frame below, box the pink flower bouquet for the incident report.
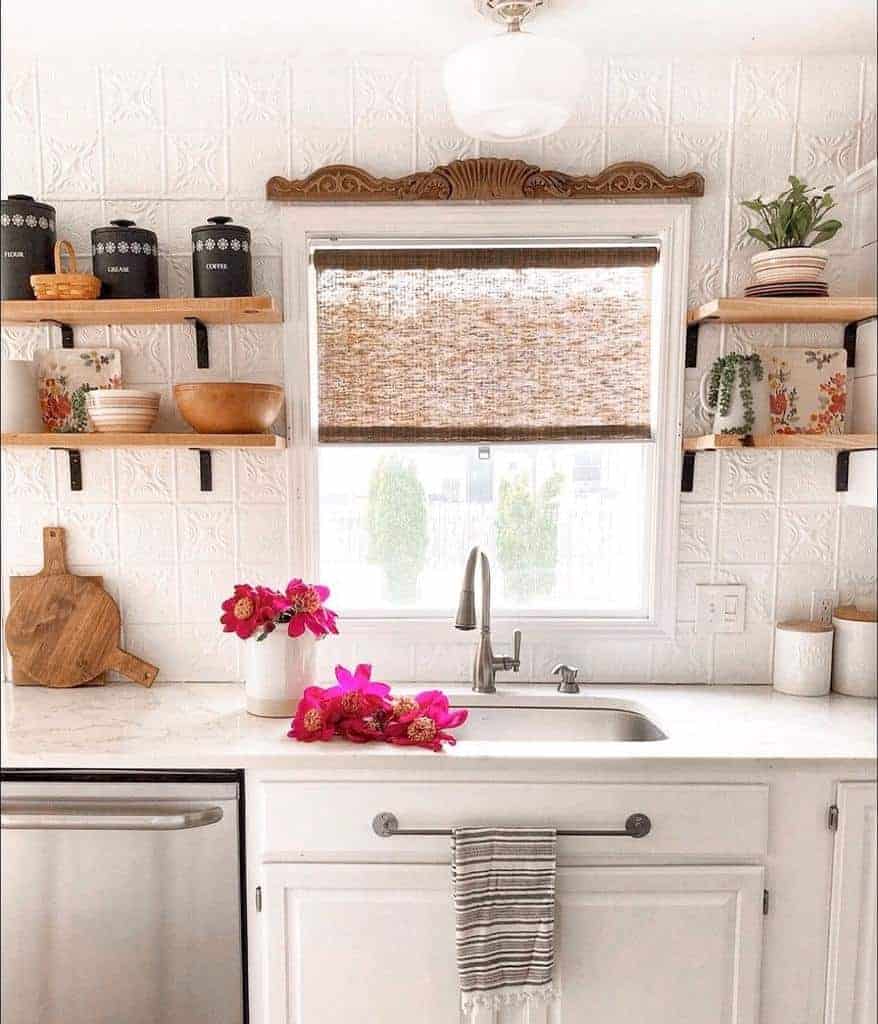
[220,579,338,641]
[289,664,468,752]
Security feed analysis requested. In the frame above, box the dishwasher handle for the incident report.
[0,800,224,831]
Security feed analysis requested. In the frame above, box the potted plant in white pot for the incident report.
[742,176,842,288]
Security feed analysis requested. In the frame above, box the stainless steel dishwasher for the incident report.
[0,770,246,1024]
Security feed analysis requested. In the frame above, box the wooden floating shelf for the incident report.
[0,432,285,450]
[688,297,877,326]
[0,294,282,328]
[683,433,877,453]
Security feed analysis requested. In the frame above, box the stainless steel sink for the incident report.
[450,704,666,742]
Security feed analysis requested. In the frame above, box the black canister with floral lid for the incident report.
[91,219,159,299]
[191,216,252,298]
[1,195,56,300]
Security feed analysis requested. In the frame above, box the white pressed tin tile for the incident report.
[229,125,289,199]
[41,136,101,197]
[798,56,863,127]
[177,503,235,563]
[104,131,165,196]
[713,626,773,684]
[779,504,839,563]
[719,451,779,503]
[236,450,287,503]
[607,58,669,125]
[717,504,778,564]
[678,505,716,563]
[1,325,45,361]
[2,449,57,503]
[230,325,284,383]
[179,562,237,623]
[227,61,288,128]
[118,503,176,564]
[735,58,799,126]
[111,325,172,384]
[58,504,118,565]
[117,563,178,624]
[237,503,289,564]
[38,62,99,133]
[838,506,877,573]
[676,563,713,623]
[650,624,712,684]
[670,58,732,124]
[715,563,776,623]
[164,62,225,136]
[2,501,59,565]
[251,256,284,305]
[585,640,654,684]
[174,626,240,681]
[175,449,234,503]
[166,133,226,196]
[775,562,836,622]
[780,451,841,504]
[51,199,104,253]
[115,449,175,503]
[606,124,668,167]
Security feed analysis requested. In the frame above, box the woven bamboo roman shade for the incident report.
[314,246,658,444]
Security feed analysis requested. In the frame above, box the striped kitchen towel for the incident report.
[452,826,558,1013]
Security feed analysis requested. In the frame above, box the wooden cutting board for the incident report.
[4,527,159,688]
[9,572,106,685]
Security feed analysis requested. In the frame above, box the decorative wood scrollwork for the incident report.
[266,158,704,202]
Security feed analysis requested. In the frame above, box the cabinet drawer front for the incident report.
[259,781,768,861]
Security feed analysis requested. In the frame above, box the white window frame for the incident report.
[280,202,690,641]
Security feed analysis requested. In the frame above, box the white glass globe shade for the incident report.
[443,30,585,142]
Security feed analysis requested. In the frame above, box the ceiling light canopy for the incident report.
[443,0,585,142]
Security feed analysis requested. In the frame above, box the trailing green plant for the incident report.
[496,471,563,601]
[741,176,842,250]
[705,353,765,435]
[366,456,428,604]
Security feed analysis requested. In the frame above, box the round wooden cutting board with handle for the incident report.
[4,527,158,687]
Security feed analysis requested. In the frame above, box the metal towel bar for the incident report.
[372,811,651,839]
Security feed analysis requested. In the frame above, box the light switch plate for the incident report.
[695,584,747,633]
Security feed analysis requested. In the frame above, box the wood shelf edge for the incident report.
[687,297,878,327]
[0,432,286,450]
[0,294,283,328]
[682,433,878,452]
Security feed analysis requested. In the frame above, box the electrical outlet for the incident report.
[695,584,746,634]
[811,589,838,625]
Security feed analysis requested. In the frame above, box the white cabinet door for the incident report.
[825,782,878,1024]
[260,863,764,1024]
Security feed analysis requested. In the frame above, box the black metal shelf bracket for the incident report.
[685,323,700,368]
[49,447,83,491]
[193,448,213,492]
[843,322,858,367]
[184,317,210,369]
[836,450,851,493]
[40,319,74,348]
[681,451,696,492]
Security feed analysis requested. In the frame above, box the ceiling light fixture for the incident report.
[443,0,585,142]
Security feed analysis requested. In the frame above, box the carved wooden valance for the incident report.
[266,159,704,203]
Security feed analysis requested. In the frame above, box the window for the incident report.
[312,242,661,620]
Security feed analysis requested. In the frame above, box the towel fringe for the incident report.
[461,983,560,1011]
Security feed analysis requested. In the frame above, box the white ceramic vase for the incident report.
[699,361,771,435]
[750,247,828,284]
[244,628,316,718]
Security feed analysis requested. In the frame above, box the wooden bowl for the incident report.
[173,382,284,434]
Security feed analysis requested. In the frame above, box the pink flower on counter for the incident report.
[383,690,469,752]
[287,686,339,742]
[325,663,391,718]
[284,579,339,639]
[220,584,287,640]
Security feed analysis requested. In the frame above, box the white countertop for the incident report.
[2,682,875,772]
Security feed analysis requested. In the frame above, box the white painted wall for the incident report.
[1,54,876,683]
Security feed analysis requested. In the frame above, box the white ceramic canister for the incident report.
[832,605,878,698]
[773,620,834,696]
[244,629,317,718]
[1,359,43,432]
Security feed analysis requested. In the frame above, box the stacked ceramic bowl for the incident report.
[748,247,829,296]
[86,389,160,433]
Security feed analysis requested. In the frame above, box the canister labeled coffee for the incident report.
[191,216,252,298]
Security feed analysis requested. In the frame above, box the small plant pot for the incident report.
[700,354,770,436]
[750,247,828,285]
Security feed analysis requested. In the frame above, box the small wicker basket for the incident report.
[30,240,102,300]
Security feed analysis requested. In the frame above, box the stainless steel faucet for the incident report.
[454,546,521,693]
